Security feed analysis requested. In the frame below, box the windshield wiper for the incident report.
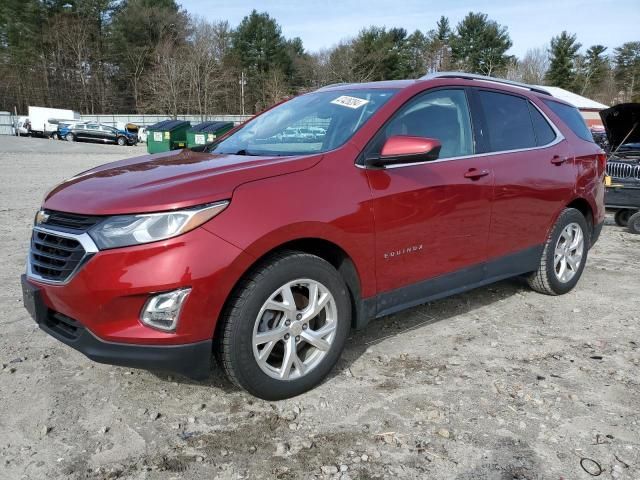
[224,149,260,156]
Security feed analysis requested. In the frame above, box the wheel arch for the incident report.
[216,237,371,341]
[566,197,594,240]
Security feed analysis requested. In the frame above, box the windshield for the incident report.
[210,89,397,156]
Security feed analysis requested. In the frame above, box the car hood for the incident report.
[599,103,640,150]
[43,149,322,215]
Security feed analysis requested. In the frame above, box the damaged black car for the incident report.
[601,102,640,234]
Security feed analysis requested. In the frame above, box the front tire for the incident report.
[65,133,75,142]
[527,208,589,295]
[217,251,351,400]
[117,136,126,146]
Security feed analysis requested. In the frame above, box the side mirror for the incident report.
[365,136,442,168]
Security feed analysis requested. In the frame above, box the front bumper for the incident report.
[25,225,252,345]
[22,274,212,379]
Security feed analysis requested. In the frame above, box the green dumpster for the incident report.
[187,121,234,148]
[146,120,191,154]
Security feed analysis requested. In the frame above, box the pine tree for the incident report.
[232,10,293,111]
[545,31,581,90]
[576,45,608,96]
[613,42,640,102]
[435,16,451,42]
[451,12,513,76]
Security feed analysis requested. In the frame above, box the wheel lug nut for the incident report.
[296,314,302,320]
[302,324,308,330]
[285,320,291,326]
[295,336,300,341]
[284,333,290,340]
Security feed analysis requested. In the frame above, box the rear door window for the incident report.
[543,99,593,142]
[478,90,536,152]
[528,103,557,146]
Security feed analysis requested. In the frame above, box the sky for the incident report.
[181,0,639,57]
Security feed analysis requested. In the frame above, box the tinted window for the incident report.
[375,89,474,159]
[478,91,536,152]
[528,103,556,146]
[543,99,593,142]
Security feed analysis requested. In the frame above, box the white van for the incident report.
[14,116,30,136]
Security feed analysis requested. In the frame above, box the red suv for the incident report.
[22,73,605,399]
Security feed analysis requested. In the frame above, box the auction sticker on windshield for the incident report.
[331,95,370,109]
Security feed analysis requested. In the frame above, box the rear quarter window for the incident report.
[543,99,593,142]
[477,90,536,152]
[528,103,557,146]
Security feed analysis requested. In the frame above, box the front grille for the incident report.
[43,210,102,232]
[30,230,87,282]
[606,161,640,180]
[42,311,83,340]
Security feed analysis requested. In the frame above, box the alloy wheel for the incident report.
[554,222,584,283]
[252,279,338,380]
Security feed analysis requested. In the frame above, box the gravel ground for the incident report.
[1,135,639,480]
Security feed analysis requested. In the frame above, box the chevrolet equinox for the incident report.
[21,73,606,400]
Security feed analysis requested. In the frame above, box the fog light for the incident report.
[141,288,191,332]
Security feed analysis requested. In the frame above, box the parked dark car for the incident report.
[601,103,640,233]
[63,122,138,146]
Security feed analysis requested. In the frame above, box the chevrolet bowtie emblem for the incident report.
[35,210,50,225]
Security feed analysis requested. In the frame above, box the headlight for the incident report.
[89,201,229,249]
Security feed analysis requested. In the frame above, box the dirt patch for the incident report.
[1,136,639,479]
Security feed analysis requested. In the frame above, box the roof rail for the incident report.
[317,82,353,90]
[420,72,551,96]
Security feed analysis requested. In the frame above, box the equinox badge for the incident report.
[384,244,423,260]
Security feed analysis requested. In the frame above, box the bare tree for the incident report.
[185,18,235,119]
[47,14,93,112]
[327,41,362,82]
[126,46,152,112]
[264,69,289,105]
[308,50,334,86]
[506,47,549,84]
[143,41,189,117]
[595,69,619,105]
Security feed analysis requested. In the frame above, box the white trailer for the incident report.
[27,106,80,137]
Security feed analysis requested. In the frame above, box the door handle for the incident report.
[551,155,569,165]
[464,168,490,180]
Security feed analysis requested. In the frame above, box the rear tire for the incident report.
[628,212,640,234]
[217,250,351,400]
[614,209,632,227]
[527,208,589,295]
